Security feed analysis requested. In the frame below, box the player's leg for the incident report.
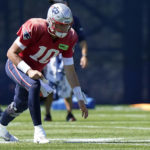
[64,96,76,121]
[57,75,76,121]
[11,65,49,143]
[64,96,72,112]
[4,59,42,126]
[1,59,49,143]
[0,84,28,141]
[1,84,28,126]
[43,93,53,121]
[0,60,30,141]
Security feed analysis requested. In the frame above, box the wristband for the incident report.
[73,86,84,101]
[17,60,31,74]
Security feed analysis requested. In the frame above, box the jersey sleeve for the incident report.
[16,19,39,49]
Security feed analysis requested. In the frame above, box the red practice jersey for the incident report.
[15,18,78,71]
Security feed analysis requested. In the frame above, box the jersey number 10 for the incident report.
[30,46,59,64]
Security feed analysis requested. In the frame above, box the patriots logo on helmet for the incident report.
[23,30,31,40]
[52,7,59,14]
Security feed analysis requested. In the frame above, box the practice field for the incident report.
[0,105,150,150]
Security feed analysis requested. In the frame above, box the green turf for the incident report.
[1,105,150,150]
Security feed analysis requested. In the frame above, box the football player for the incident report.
[0,3,88,143]
[42,0,88,122]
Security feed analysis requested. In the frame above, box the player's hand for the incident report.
[78,100,88,119]
[27,69,44,79]
[80,56,88,69]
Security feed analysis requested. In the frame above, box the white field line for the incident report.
[0,138,123,144]
[95,106,139,111]
[9,121,150,126]
[82,121,150,124]
[44,124,150,130]
[8,122,150,130]
[97,114,149,118]
[1,138,150,145]
[8,119,150,127]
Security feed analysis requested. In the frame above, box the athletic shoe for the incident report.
[34,125,49,144]
[44,114,52,122]
[66,112,76,122]
[0,124,18,142]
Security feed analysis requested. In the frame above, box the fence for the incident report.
[0,0,150,104]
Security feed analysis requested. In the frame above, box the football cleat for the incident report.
[66,112,76,122]
[34,125,49,144]
[44,114,52,122]
[0,124,18,142]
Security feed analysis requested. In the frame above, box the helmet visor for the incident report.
[55,23,71,33]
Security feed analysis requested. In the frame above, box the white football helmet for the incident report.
[47,3,73,38]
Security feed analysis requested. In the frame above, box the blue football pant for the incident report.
[1,59,42,126]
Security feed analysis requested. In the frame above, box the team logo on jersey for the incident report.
[58,44,69,50]
[23,30,31,40]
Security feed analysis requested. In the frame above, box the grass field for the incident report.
[1,105,150,150]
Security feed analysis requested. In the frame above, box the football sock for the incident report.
[28,81,42,126]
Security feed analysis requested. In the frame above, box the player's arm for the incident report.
[79,40,88,68]
[7,40,43,80]
[73,16,88,69]
[64,63,88,119]
[7,41,23,66]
